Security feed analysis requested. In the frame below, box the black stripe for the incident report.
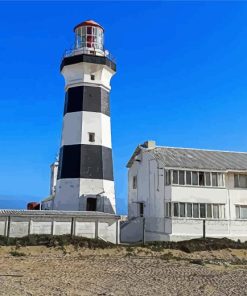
[60,54,116,72]
[57,144,114,181]
[64,86,110,116]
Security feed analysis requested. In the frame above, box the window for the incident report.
[187,203,192,217]
[207,204,212,218]
[87,27,92,34]
[174,203,179,217]
[236,205,247,219]
[75,26,103,51]
[165,202,170,217]
[139,203,144,217]
[234,175,239,187]
[165,170,171,185]
[91,74,95,80]
[173,170,178,184]
[218,173,224,187]
[180,203,185,217]
[192,171,198,185]
[179,171,185,185]
[170,170,225,188]
[219,204,225,219]
[165,202,225,219]
[88,132,95,142]
[186,171,191,185]
[212,173,218,186]
[234,174,247,188]
[205,172,211,186]
[200,204,206,218]
[193,203,199,218]
[199,172,205,186]
[213,204,219,218]
[133,176,137,189]
[239,175,247,188]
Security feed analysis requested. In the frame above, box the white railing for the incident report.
[63,47,116,63]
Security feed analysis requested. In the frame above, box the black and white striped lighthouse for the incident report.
[53,20,116,214]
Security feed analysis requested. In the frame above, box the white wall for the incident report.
[62,62,115,91]
[62,111,112,148]
[120,218,143,243]
[54,179,80,211]
[128,151,165,219]
[0,213,119,244]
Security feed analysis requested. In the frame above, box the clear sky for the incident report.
[0,1,247,214]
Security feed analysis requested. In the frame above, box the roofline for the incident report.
[127,142,247,169]
[155,145,247,155]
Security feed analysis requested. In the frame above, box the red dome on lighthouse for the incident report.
[73,20,104,32]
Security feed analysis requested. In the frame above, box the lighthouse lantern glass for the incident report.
[75,26,104,51]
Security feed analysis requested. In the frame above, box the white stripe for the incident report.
[54,178,115,212]
[62,62,115,91]
[61,111,112,148]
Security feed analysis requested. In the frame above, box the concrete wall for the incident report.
[128,151,165,220]
[0,211,119,244]
[120,217,247,243]
[120,217,143,243]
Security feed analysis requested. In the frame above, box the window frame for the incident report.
[236,205,247,219]
[165,202,225,220]
[88,132,95,143]
[132,176,137,189]
[234,174,247,189]
[169,170,225,188]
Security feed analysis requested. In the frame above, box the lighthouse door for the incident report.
[86,197,97,211]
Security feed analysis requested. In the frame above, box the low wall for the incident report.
[120,217,143,243]
[0,210,120,244]
[120,217,247,243]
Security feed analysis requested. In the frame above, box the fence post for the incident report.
[51,218,55,236]
[203,219,206,239]
[4,217,8,237]
[28,218,32,237]
[6,216,11,243]
[116,220,119,244]
[95,220,99,239]
[142,217,145,246]
[71,217,74,237]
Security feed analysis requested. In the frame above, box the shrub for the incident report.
[9,250,26,257]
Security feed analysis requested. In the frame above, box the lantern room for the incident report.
[74,20,104,56]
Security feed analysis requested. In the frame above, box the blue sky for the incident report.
[0,2,247,214]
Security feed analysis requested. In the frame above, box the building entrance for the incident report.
[86,198,97,211]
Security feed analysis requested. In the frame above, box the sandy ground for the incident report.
[0,246,247,296]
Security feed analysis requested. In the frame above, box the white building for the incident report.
[122,140,247,242]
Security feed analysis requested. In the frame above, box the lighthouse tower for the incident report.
[53,20,116,214]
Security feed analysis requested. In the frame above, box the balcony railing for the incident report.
[63,47,116,63]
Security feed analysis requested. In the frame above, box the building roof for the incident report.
[127,141,247,171]
[74,20,104,32]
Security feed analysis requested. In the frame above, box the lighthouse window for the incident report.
[91,74,95,80]
[88,133,95,142]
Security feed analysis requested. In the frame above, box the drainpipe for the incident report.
[227,173,231,235]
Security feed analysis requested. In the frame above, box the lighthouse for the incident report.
[53,20,116,214]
